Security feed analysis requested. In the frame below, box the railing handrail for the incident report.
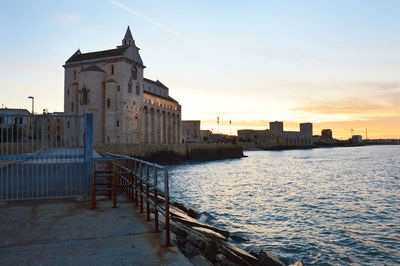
[95,153,170,246]
[105,152,165,170]
[0,114,84,118]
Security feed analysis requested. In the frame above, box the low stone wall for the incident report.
[238,141,314,151]
[94,143,243,163]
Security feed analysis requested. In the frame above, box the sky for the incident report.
[0,0,399,139]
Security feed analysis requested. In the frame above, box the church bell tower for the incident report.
[122,26,134,46]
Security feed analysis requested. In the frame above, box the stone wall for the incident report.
[94,143,243,163]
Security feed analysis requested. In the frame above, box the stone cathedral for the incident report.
[63,26,181,145]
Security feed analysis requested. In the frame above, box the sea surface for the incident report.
[168,145,400,265]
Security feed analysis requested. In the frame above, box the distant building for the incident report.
[269,121,284,136]
[236,129,266,142]
[351,135,362,143]
[200,130,212,142]
[321,129,333,139]
[238,121,313,149]
[206,133,236,143]
[181,120,201,143]
[0,108,30,129]
[300,123,313,137]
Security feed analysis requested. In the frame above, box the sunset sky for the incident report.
[0,0,399,139]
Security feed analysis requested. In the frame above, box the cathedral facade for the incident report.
[63,27,181,145]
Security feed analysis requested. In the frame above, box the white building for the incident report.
[63,26,181,145]
[0,108,30,129]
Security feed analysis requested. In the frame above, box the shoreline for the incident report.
[168,199,303,266]
[242,142,400,152]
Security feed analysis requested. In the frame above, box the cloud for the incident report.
[292,93,400,116]
[313,115,400,139]
[108,0,184,40]
[53,14,81,26]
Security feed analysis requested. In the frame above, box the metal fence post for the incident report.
[84,113,93,197]
[164,168,170,246]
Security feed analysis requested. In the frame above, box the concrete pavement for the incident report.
[0,195,191,265]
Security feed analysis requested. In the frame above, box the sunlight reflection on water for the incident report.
[169,145,400,265]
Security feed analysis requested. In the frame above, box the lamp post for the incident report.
[28,96,34,114]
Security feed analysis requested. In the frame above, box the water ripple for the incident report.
[169,145,400,265]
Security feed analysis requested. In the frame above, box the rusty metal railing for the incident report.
[92,153,170,246]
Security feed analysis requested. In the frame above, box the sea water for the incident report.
[169,145,400,265]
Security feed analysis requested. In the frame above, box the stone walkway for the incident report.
[0,196,191,265]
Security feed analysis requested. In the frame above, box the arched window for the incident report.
[111,65,114,75]
[136,83,140,95]
[132,66,137,80]
[128,81,132,93]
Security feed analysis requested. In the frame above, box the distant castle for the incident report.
[238,121,313,149]
[63,26,181,145]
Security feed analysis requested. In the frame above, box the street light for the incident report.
[28,96,34,114]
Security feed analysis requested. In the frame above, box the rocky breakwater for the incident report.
[169,202,303,266]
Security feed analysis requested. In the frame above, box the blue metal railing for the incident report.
[0,113,93,201]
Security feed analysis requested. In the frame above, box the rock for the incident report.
[171,214,230,239]
[170,221,189,246]
[197,211,215,223]
[230,234,248,243]
[190,255,213,266]
[172,201,199,218]
[220,241,258,266]
[170,221,189,239]
[203,240,218,262]
[188,208,200,219]
[216,254,237,266]
[219,245,253,266]
[186,232,207,250]
[184,241,202,258]
[257,249,285,266]
[249,251,259,258]
[192,226,227,241]
[289,260,304,266]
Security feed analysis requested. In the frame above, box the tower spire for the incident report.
[122,26,134,46]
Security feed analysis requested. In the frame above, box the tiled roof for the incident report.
[143,90,179,104]
[143,78,169,89]
[0,108,30,114]
[66,47,129,64]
